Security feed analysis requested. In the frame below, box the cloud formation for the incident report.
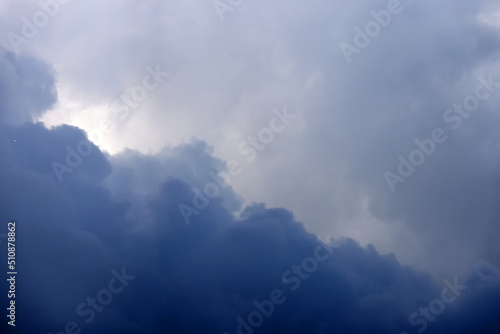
[0,47,56,126]
[3,1,500,278]
[0,47,500,334]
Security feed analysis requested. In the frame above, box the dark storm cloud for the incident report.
[0,49,500,334]
[1,125,500,333]
[0,47,56,125]
[104,140,243,223]
[3,0,498,281]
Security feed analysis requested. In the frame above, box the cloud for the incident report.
[0,47,57,126]
[0,48,500,334]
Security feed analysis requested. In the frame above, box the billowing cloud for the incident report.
[0,47,500,334]
[0,47,56,125]
[1,0,498,279]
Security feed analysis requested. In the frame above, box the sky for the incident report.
[1,0,500,333]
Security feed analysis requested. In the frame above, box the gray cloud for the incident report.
[0,47,56,125]
[1,1,500,332]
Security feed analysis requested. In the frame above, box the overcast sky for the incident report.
[1,0,500,333]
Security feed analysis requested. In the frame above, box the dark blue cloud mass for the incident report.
[0,51,500,334]
[0,47,57,126]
